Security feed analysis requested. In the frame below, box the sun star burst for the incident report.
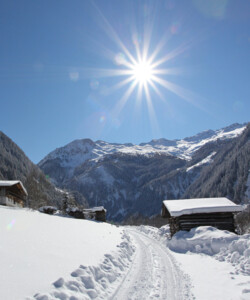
[86,4,199,135]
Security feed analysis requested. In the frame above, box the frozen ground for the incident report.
[0,206,249,299]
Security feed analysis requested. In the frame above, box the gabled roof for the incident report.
[0,180,28,196]
[162,197,242,217]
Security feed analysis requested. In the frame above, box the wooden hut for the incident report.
[67,207,85,219]
[93,206,106,222]
[66,206,107,221]
[83,206,106,222]
[0,180,28,208]
[161,197,242,236]
[39,206,58,215]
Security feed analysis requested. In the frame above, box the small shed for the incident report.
[0,180,28,208]
[67,207,85,219]
[162,197,242,236]
[83,206,106,222]
[39,206,58,215]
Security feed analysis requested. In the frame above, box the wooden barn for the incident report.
[0,180,28,208]
[83,206,107,222]
[66,206,107,222]
[161,197,242,236]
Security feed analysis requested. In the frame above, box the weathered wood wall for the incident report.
[169,212,236,236]
[95,210,106,222]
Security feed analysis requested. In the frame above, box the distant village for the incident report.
[0,180,106,222]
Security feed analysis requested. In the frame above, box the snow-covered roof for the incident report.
[162,198,242,217]
[84,206,106,213]
[0,180,28,196]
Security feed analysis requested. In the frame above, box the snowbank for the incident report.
[216,234,250,276]
[137,224,171,241]
[167,226,250,275]
[168,226,238,255]
[28,232,135,300]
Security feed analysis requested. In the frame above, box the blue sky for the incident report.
[0,0,249,163]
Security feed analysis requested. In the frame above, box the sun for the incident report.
[86,4,195,135]
[132,60,153,85]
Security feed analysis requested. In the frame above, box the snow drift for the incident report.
[166,226,250,276]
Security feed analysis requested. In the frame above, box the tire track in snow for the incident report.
[110,228,192,300]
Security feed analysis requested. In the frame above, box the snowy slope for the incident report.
[0,206,128,300]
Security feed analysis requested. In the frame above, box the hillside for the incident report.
[0,131,88,209]
[38,123,249,220]
[184,123,250,203]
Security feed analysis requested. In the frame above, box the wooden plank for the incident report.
[179,217,234,222]
[178,213,234,220]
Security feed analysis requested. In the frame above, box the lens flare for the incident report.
[7,219,16,230]
[99,115,106,123]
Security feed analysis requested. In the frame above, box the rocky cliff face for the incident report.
[38,123,249,220]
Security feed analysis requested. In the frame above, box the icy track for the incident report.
[110,228,192,300]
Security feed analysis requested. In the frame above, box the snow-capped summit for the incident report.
[39,123,246,168]
[140,123,246,160]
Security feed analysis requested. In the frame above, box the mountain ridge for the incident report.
[39,122,246,168]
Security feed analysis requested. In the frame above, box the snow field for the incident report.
[0,206,132,300]
[1,206,250,300]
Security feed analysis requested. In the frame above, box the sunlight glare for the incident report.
[88,3,202,134]
[132,60,153,84]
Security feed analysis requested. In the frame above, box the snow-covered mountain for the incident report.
[38,123,248,220]
[40,123,245,167]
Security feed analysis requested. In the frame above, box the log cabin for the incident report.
[0,180,28,208]
[161,197,242,236]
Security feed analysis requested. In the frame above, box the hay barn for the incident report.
[83,206,106,222]
[162,197,242,236]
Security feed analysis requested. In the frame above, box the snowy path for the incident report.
[110,228,191,300]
